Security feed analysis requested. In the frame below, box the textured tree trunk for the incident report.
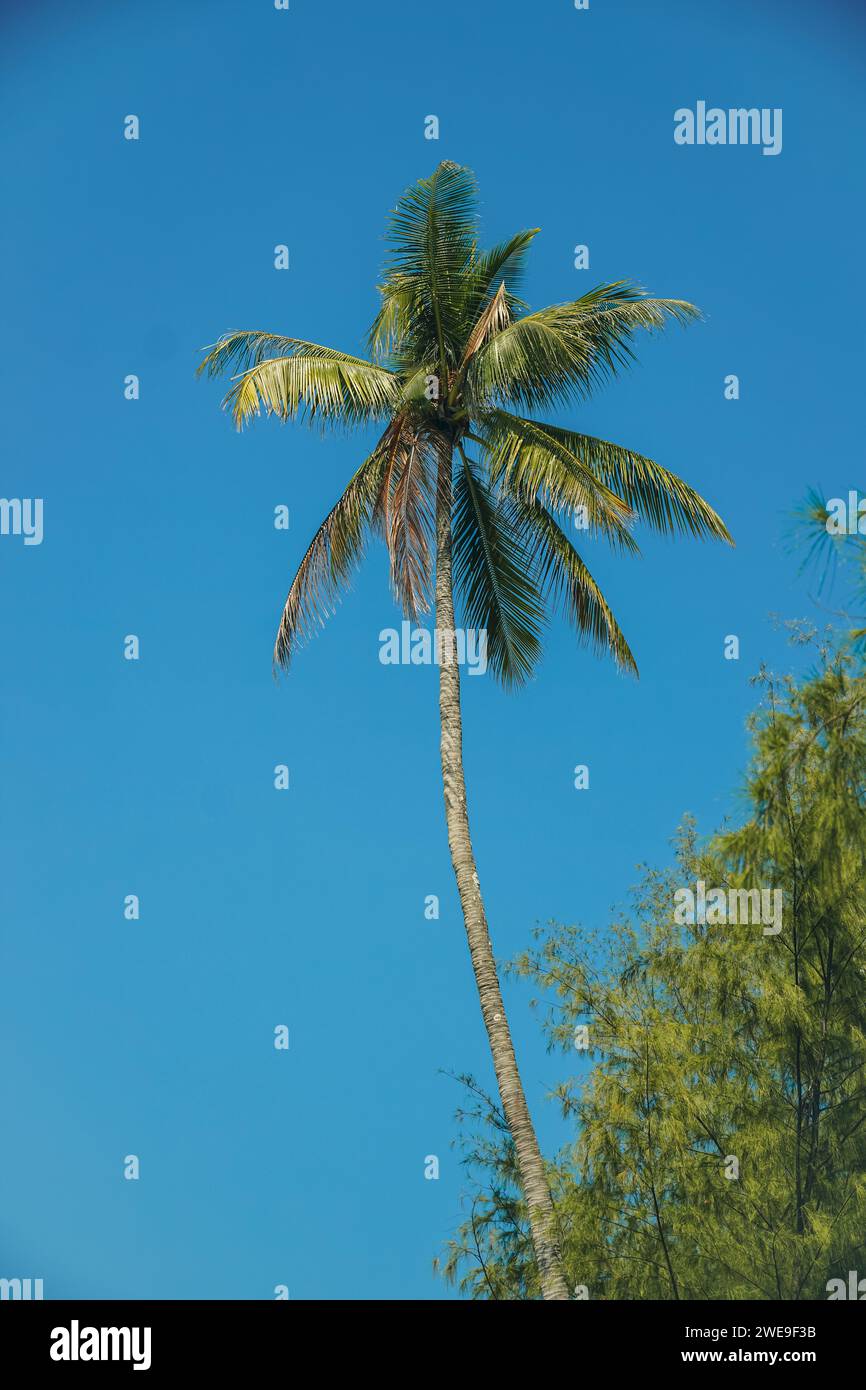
[434,443,569,1301]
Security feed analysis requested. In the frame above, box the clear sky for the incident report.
[1,0,864,1299]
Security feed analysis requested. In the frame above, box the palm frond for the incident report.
[467,281,700,411]
[461,281,511,368]
[512,494,638,674]
[222,350,399,429]
[454,230,537,334]
[272,439,390,669]
[367,275,422,363]
[468,230,538,301]
[198,331,326,379]
[383,430,437,620]
[498,418,732,543]
[198,331,264,378]
[475,409,638,554]
[396,363,442,410]
[382,161,479,362]
[786,488,850,593]
[453,450,545,687]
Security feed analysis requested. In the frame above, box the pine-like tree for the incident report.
[441,639,866,1299]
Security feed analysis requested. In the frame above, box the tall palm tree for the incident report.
[199,162,732,1300]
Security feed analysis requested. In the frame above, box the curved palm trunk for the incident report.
[435,444,569,1301]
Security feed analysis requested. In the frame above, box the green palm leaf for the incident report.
[222,350,399,429]
[197,331,339,378]
[453,451,545,687]
[489,415,731,543]
[468,229,538,300]
[367,274,422,364]
[468,281,700,411]
[475,409,639,553]
[513,494,638,674]
[273,437,391,669]
[382,161,479,365]
[454,229,537,339]
[460,281,512,368]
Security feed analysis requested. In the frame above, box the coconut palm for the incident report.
[198,162,732,1300]
[788,487,866,643]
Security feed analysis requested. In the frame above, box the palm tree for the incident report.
[198,162,732,1300]
[788,487,866,643]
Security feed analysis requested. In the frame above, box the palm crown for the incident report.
[199,161,731,684]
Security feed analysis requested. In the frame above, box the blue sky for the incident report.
[1,0,864,1299]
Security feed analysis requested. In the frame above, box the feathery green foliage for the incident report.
[440,640,866,1299]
